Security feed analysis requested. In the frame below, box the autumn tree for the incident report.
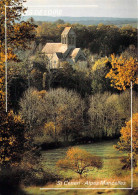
[88,91,138,139]
[19,88,85,143]
[90,57,116,94]
[0,0,36,110]
[0,111,25,168]
[0,50,5,110]
[0,0,41,183]
[88,92,123,138]
[0,0,36,49]
[0,50,26,168]
[19,87,45,132]
[56,147,103,178]
[92,57,109,71]
[106,54,138,90]
[115,113,138,169]
[43,88,85,142]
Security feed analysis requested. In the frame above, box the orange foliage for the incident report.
[106,54,138,90]
[56,147,102,177]
[0,110,25,166]
[115,113,138,153]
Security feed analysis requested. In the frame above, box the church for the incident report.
[42,27,87,69]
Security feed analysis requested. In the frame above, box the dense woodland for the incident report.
[0,2,138,194]
[8,19,138,145]
[30,19,137,56]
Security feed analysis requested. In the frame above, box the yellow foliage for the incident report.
[37,90,47,98]
[44,122,55,133]
[116,113,138,153]
[92,57,109,71]
[106,54,138,90]
[44,121,61,138]
[56,147,103,177]
[0,110,24,165]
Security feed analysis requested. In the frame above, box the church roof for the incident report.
[42,43,62,54]
[70,48,80,58]
[61,27,72,35]
[58,45,68,53]
[42,43,69,54]
[56,52,63,59]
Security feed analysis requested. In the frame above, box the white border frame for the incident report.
[4,4,133,190]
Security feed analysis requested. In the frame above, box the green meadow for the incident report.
[41,140,128,179]
[24,140,137,195]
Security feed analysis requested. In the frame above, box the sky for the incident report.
[24,0,137,18]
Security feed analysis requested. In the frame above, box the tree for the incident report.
[0,111,25,168]
[0,45,26,168]
[56,147,102,178]
[115,113,138,169]
[0,46,26,168]
[19,87,45,132]
[52,62,92,97]
[0,0,36,50]
[31,52,49,90]
[106,54,138,90]
[115,113,138,153]
[54,19,65,24]
[0,0,36,111]
[122,45,137,59]
[90,58,116,94]
[88,93,109,138]
[19,88,85,143]
[88,92,134,139]
[92,57,109,71]
[8,75,27,111]
[43,88,85,142]
[0,50,5,111]
[0,1,43,192]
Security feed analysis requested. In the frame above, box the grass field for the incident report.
[24,140,138,195]
[40,140,128,179]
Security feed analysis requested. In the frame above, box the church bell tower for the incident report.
[61,27,76,49]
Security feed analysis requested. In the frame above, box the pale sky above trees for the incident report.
[25,0,137,18]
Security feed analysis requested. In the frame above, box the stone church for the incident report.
[42,27,87,69]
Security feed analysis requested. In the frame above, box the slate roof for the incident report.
[56,52,63,59]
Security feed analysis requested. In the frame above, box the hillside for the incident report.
[21,16,137,26]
